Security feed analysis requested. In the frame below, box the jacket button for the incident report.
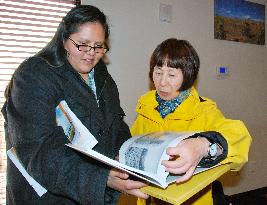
[98,129,104,137]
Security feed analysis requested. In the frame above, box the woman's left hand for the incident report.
[161,137,209,183]
[107,168,149,199]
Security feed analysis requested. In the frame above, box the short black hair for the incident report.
[149,38,200,91]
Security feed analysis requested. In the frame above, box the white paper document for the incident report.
[6,148,47,197]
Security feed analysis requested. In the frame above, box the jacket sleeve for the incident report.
[188,131,228,168]
[199,100,252,171]
[6,60,110,205]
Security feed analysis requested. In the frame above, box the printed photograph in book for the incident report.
[119,132,190,180]
[56,103,75,141]
[122,132,173,172]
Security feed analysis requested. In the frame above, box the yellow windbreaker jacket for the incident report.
[131,87,252,205]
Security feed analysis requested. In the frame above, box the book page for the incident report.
[119,132,195,184]
[66,143,167,188]
[6,148,47,197]
[57,101,98,150]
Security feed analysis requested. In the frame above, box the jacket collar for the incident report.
[136,87,203,121]
[58,59,124,117]
[60,58,108,100]
[53,59,103,120]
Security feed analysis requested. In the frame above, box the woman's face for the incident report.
[64,22,105,78]
[153,64,183,101]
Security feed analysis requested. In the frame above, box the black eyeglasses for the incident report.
[68,37,109,54]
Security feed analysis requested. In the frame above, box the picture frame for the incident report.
[214,0,265,45]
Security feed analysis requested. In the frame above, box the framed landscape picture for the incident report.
[214,0,265,45]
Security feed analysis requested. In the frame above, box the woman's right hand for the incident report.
[162,137,209,183]
[107,168,149,199]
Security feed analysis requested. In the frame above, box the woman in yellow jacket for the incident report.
[131,39,251,205]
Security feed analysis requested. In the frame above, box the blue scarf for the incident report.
[155,89,191,119]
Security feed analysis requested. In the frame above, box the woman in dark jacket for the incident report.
[2,5,148,205]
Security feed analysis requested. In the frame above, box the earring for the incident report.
[65,49,70,58]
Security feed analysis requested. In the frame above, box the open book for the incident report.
[7,101,217,195]
[67,131,215,189]
[59,101,216,189]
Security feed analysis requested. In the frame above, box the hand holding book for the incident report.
[107,168,149,199]
[162,137,210,183]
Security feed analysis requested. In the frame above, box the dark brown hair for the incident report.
[149,38,200,91]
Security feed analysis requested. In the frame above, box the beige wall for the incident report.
[82,0,267,195]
